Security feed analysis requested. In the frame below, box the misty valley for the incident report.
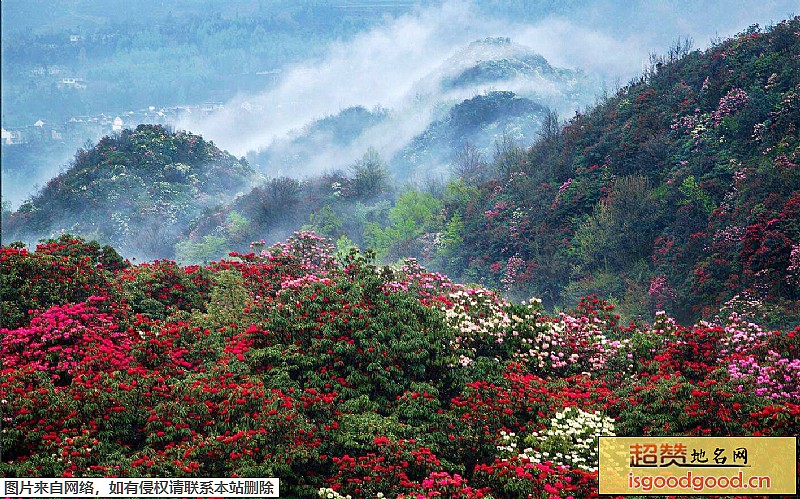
[1,2,799,498]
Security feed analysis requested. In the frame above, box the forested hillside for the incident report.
[241,35,598,181]
[3,125,253,259]
[417,18,800,325]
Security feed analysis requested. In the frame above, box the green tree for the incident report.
[573,174,659,273]
[679,175,715,214]
[175,235,228,264]
[388,190,441,241]
[309,205,343,239]
[364,190,441,261]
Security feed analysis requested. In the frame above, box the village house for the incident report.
[1,128,24,145]
[60,77,86,89]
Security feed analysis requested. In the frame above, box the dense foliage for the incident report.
[3,10,799,499]
[3,124,253,259]
[1,233,798,498]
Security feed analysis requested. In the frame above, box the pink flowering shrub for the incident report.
[727,351,800,400]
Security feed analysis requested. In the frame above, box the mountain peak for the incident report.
[473,36,513,46]
[440,38,559,93]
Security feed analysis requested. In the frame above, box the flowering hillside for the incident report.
[1,233,798,498]
[415,18,800,325]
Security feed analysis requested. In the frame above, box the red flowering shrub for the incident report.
[1,297,133,384]
[0,232,797,498]
[0,235,124,329]
[115,260,213,320]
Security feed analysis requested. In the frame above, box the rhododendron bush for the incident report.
[1,233,798,498]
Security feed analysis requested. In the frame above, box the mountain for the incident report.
[383,37,596,179]
[3,124,254,259]
[7,20,797,328]
[430,18,800,325]
[246,105,390,177]
[438,37,587,106]
[390,90,549,177]
[443,52,555,90]
[244,37,597,180]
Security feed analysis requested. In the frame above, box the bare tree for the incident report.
[267,176,301,208]
[645,37,694,80]
[450,142,490,185]
[493,132,524,179]
[418,172,447,198]
[537,109,561,150]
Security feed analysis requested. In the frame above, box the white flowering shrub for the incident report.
[441,287,512,363]
[438,286,633,377]
[529,406,615,472]
[498,407,615,472]
[318,487,352,499]
[318,488,386,499]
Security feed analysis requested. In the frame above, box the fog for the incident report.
[181,0,797,179]
[180,1,489,161]
[182,1,607,165]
